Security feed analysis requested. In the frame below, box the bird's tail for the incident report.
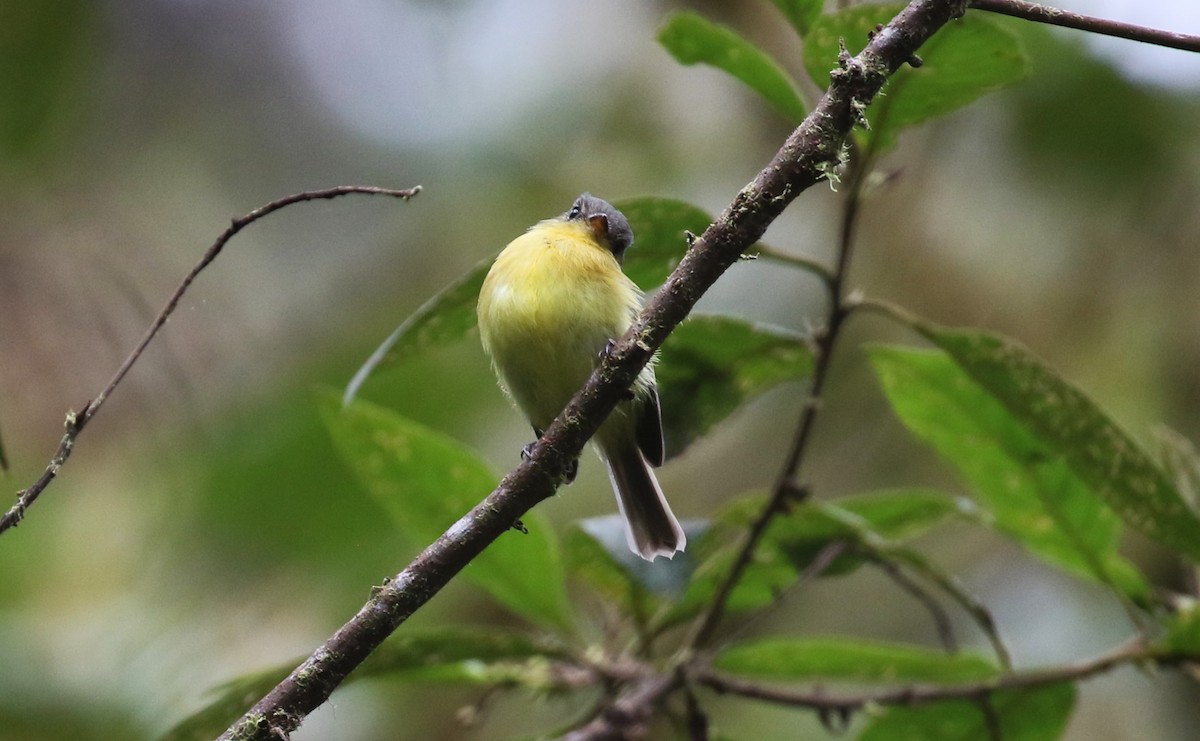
[603,442,686,561]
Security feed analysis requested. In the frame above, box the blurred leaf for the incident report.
[769,0,824,37]
[567,516,698,603]
[859,683,1076,741]
[1154,427,1200,515]
[1009,25,1187,199]
[870,345,1150,599]
[615,196,712,289]
[658,11,808,123]
[790,488,964,542]
[0,1,93,161]
[656,533,799,630]
[658,315,813,458]
[714,637,997,683]
[725,488,964,576]
[803,5,1028,151]
[320,392,574,631]
[916,324,1200,564]
[1160,603,1200,653]
[565,522,656,615]
[655,489,960,629]
[160,629,558,741]
[343,257,490,405]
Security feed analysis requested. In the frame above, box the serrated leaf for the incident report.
[319,392,573,631]
[859,683,1076,741]
[870,345,1150,599]
[614,196,712,289]
[657,316,813,458]
[343,257,490,404]
[715,637,997,684]
[658,11,807,123]
[803,5,1029,151]
[769,0,824,38]
[158,629,557,741]
[915,323,1200,565]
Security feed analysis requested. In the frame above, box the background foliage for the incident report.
[2,1,1200,739]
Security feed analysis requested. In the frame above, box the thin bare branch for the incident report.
[971,0,1200,53]
[699,637,1164,712]
[0,185,422,535]
[870,553,960,654]
[687,51,882,651]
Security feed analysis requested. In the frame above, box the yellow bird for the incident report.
[477,194,685,560]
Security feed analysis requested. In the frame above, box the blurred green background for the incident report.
[2,1,1199,739]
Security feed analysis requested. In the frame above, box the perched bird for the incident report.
[477,194,685,560]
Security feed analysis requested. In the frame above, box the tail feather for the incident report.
[603,443,686,561]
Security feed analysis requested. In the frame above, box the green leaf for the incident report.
[859,683,1076,741]
[567,516,697,603]
[320,392,574,631]
[803,5,1028,150]
[656,531,799,630]
[1,1,94,162]
[564,520,656,616]
[658,11,808,123]
[343,257,490,404]
[870,345,1150,599]
[1159,602,1200,654]
[655,489,961,629]
[714,637,997,684]
[915,323,1200,564]
[769,0,824,38]
[657,315,813,458]
[1154,426,1200,515]
[614,196,712,290]
[355,628,566,685]
[158,629,557,741]
[723,488,964,576]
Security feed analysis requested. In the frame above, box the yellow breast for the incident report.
[477,219,641,429]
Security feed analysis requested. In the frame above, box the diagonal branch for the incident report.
[218,1,977,738]
[971,0,1200,53]
[0,185,422,536]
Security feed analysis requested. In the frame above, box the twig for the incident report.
[563,673,682,741]
[870,553,959,654]
[698,637,1165,712]
[753,245,835,285]
[0,185,422,536]
[687,39,883,650]
[971,0,1200,53]
[880,547,1013,670]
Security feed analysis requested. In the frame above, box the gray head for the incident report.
[564,193,634,262]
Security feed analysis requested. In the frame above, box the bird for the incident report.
[476,193,685,560]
